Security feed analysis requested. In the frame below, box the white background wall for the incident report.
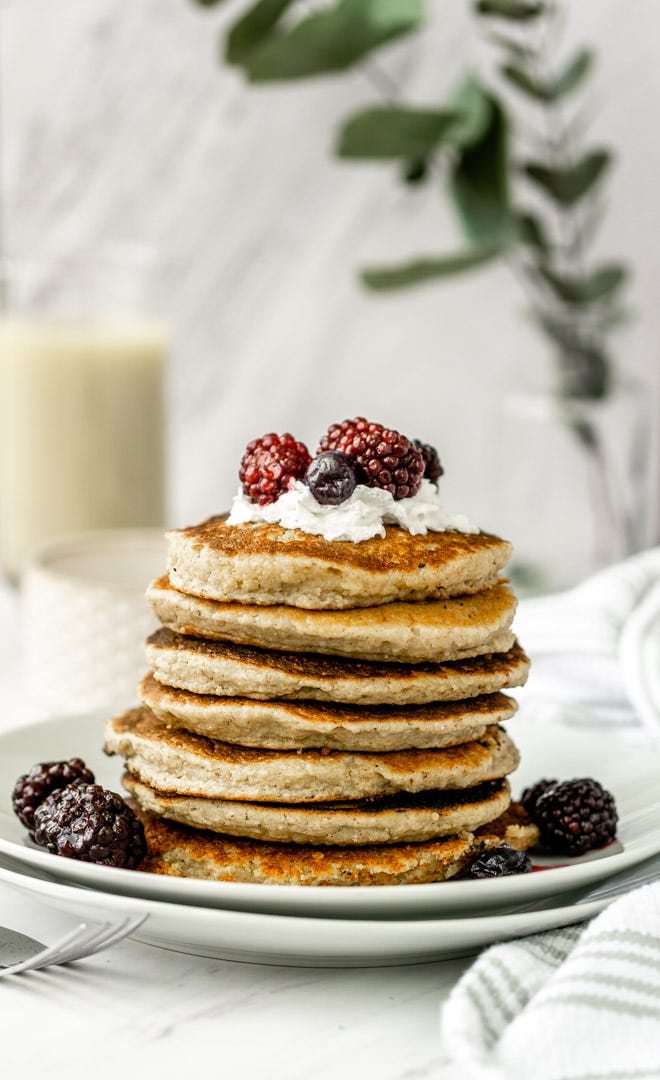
[2,0,659,589]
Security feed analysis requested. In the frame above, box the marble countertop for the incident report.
[0,582,469,1079]
[1,886,468,1079]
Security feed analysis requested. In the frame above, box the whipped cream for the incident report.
[227,479,478,543]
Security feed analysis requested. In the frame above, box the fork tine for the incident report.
[30,914,145,968]
[80,915,146,958]
[59,915,145,963]
[13,923,112,973]
[0,922,92,978]
[578,855,660,906]
[0,914,147,978]
[41,921,118,967]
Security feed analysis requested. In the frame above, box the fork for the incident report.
[0,914,147,977]
[565,852,660,911]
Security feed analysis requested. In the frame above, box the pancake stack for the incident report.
[105,516,538,886]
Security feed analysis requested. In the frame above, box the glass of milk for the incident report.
[0,249,167,581]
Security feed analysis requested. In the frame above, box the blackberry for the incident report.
[413,439,444,486]
[12,758,95,836]
[521,778,558,817]
[306,452,359,506]
[533,778,617,856]
[467,844,533,879]
[319,417,373,454]
[239,432,311,506]
[33,784,146,869]
[319,418,424,501]
[356,429,424,500]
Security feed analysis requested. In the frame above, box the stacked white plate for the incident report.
[1,711,659,967]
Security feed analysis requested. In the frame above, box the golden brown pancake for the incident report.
[123,773,512,845]
[166,515,511,609]
[146,628,530,705]
[105,708,520,802]
[139,673,518,751]
[135,802,538,886]
[147,576,517,663]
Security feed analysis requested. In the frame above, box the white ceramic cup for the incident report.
[21,528,165,715]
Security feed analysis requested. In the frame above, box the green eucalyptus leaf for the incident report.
[554,49,593,96]
[501,64,546,100]
[337,81,492,162]
[502,48,593,101]
[559,345,610,400]
[538,313,610,398]
[515,211,548,249]
[486,32,532,59]
[192,0,228,7]
[569,417,600,445]
[338,107,459,159]
[537,313,576,351]
[525,150,610,206]
[539,263,627,304]
[446,76,493,148]
[402,159,429,184]
[450,95,514,245]
[362,245,502,289]
[226,0,295,64]
[600,306,633,331]
[239,0,424,81]
[475,0,544,21]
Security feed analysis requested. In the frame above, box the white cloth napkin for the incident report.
[514,546,660,741]
[438,548,660,1079]
[439,883,660,1080]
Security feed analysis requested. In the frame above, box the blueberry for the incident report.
[467,845,533,879]
[306,452,359,506]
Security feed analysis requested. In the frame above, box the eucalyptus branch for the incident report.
[475,0,626,400]
[197,0,642,561]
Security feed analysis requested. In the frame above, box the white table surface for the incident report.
[0,581,468,1079]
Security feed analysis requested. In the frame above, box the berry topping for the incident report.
[520,778,558,817]
[467,844,533,879]
[33,784,146,869]
[531,778,618,856]
[13,758,95,836]
[413,439,444,486]
[239,433,311,506]
[306,452,359,506]
[319,417,373,454]
[319,418,424,501]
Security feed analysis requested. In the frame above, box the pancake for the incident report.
[123,774,512,845]
[146,628,530,706]
[166,515,511,609]
[140,674,518,751]
[147,576,517,663]
[134,802,538,886]
[105,708,520,802]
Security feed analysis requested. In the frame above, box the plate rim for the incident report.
[0,853,611,949]
[1,710,658,917]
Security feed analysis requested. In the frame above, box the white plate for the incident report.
[1,712,659,918]
[0,854,612,968]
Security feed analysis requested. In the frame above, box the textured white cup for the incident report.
[21,529,165,715]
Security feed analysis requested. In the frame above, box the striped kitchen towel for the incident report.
[438,548,660,1079]
[439,881,660,1080]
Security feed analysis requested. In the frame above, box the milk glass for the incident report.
[0,251,167,580]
